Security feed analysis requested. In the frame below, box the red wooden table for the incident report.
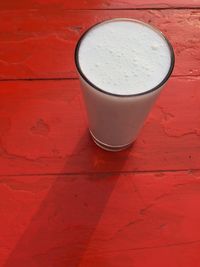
[0,1,200,266]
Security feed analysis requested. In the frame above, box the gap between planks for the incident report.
[66,7,200,11]
[2,7,199,11]
[0,168,199,177]
[0,74,198,83]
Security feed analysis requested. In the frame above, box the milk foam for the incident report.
[78,20,172,95]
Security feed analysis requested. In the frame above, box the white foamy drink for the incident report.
[78,20,171,95]
[75,19,174,150]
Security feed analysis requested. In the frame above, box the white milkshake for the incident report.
[75,19,174,150]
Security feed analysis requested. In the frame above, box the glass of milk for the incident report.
[75,19,175,151]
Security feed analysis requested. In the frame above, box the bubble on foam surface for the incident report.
[151,44,160,50]
[79,20,171,95]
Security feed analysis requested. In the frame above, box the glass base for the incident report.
[90,131,133,152]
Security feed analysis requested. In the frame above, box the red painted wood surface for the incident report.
[1,172,200,267]
[0,77,199,175]
[0,9,199,79]
[0,0,199,10]
[0,0,200,266]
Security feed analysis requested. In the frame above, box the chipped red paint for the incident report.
[0,77,199,175]
[0,10,199,79]
[1,172,200,266]
[0,0,199,9]
[0,1,199,266]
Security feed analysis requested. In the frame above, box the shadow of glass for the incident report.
[4,130,131,267]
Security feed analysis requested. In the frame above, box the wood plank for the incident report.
[0,0,199,10]
[0,77,199,175]
[0,9,199,79]
[1,171,200,266]
[80,171,200,267]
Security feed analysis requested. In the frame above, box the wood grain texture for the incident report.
[1,171,200,266]
[0,9,199,79]
[0,0,199,10]
[0,76,199,175]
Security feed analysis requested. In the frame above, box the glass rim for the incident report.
[75,18,175,98]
